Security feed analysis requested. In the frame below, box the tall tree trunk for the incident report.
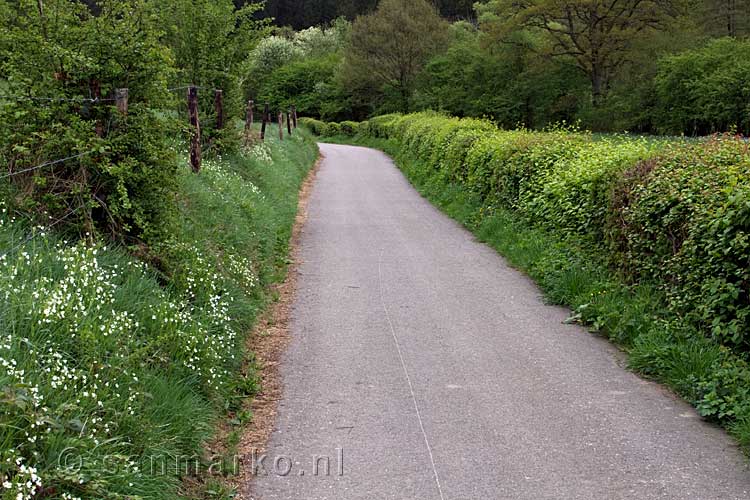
[591,63,604,107]
[399,72,410,113]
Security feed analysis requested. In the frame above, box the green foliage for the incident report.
[339,121,360,136]
[653,38,750,135]
[609,137,750,348]
[249,22,354,121]
[0,0,179,244]
[0,0,273,246]
[299,117,327,136]
[414,21,587,128]
[322,122,342,136]
[156,0,268,120]
[293,20,351,56]
[520,137,664,240]
[342,0,450,112]
[258,54,346,119]
[249,36,303,75]
[477,0,673,106]
[0,129,318,500]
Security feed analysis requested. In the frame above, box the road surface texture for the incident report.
[249,144,750,500]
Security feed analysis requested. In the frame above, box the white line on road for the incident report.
[377,247,446,500]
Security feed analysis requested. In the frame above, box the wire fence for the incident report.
[167,85,220,93]
[0,151,96,181]
[0,94,116,103]
[1,82,297,250]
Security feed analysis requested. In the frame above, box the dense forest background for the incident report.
[257,0,475,28]
[48,0,750,135]
[247,0,750,135]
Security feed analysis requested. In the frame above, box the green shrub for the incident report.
[654,38,750,136]
[364,113,402,138]
[322,122,342,136]
[299,117,327,136]
[257,54,340,118]
[0,1,179,246]
[610,136,750,348]
[520,137,663,240]
[340,121,360,136]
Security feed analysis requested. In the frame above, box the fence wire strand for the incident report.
[0,94,116,103]
[0,151,96,180]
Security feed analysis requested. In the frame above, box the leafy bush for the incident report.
[248,36,303,75]
[0,1,179,245]
[609,137,750,348]
[293,20,350,56]
[520,137,663,240]
[299,117,327,136]
[257,54,341,117]
[322,122,342,136]
[339,121,360,136]
[654,38,750,135]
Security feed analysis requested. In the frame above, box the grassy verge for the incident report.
[0,128,318,500]
[320,133,750,453]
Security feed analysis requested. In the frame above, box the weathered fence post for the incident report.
[287,108,292,135]
[187,86,201,173]
[115,88,129,116]
[292,105,298,129]
[214,89,224,130]
[244,99,254,145]
[261,102,269,141]
[278,111,284,140]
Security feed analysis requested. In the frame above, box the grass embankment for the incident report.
[0,129,318,500]
[303,113,750,452]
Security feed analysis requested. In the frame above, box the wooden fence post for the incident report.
[261,102,269,141]
[187,86,201,173]
[115,88,128,116]
[278,111,283,140]
[292,105,298,129]
[287,108,292,135]
[244,99,254,145]
[214,89,224,129]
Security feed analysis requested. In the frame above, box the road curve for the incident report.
[248,143,750,500]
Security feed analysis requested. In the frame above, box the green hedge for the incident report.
[335,113,750,355]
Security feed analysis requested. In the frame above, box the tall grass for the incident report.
[0,129,318,500]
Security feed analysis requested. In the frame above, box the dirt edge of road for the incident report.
[231,151,322,499]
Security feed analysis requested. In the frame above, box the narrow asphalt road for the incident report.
[249,144,750,500]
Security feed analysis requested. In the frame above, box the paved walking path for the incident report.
[249,144,750,500]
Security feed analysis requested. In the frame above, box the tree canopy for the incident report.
[342,0,449,112]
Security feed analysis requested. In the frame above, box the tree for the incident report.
[694,0,750,37]
[414,21,587,127]
[342,0,449,112]
[478,0,675,106]
[257,0,472,29]
[653,37,750,135]
[153,0,268,117]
